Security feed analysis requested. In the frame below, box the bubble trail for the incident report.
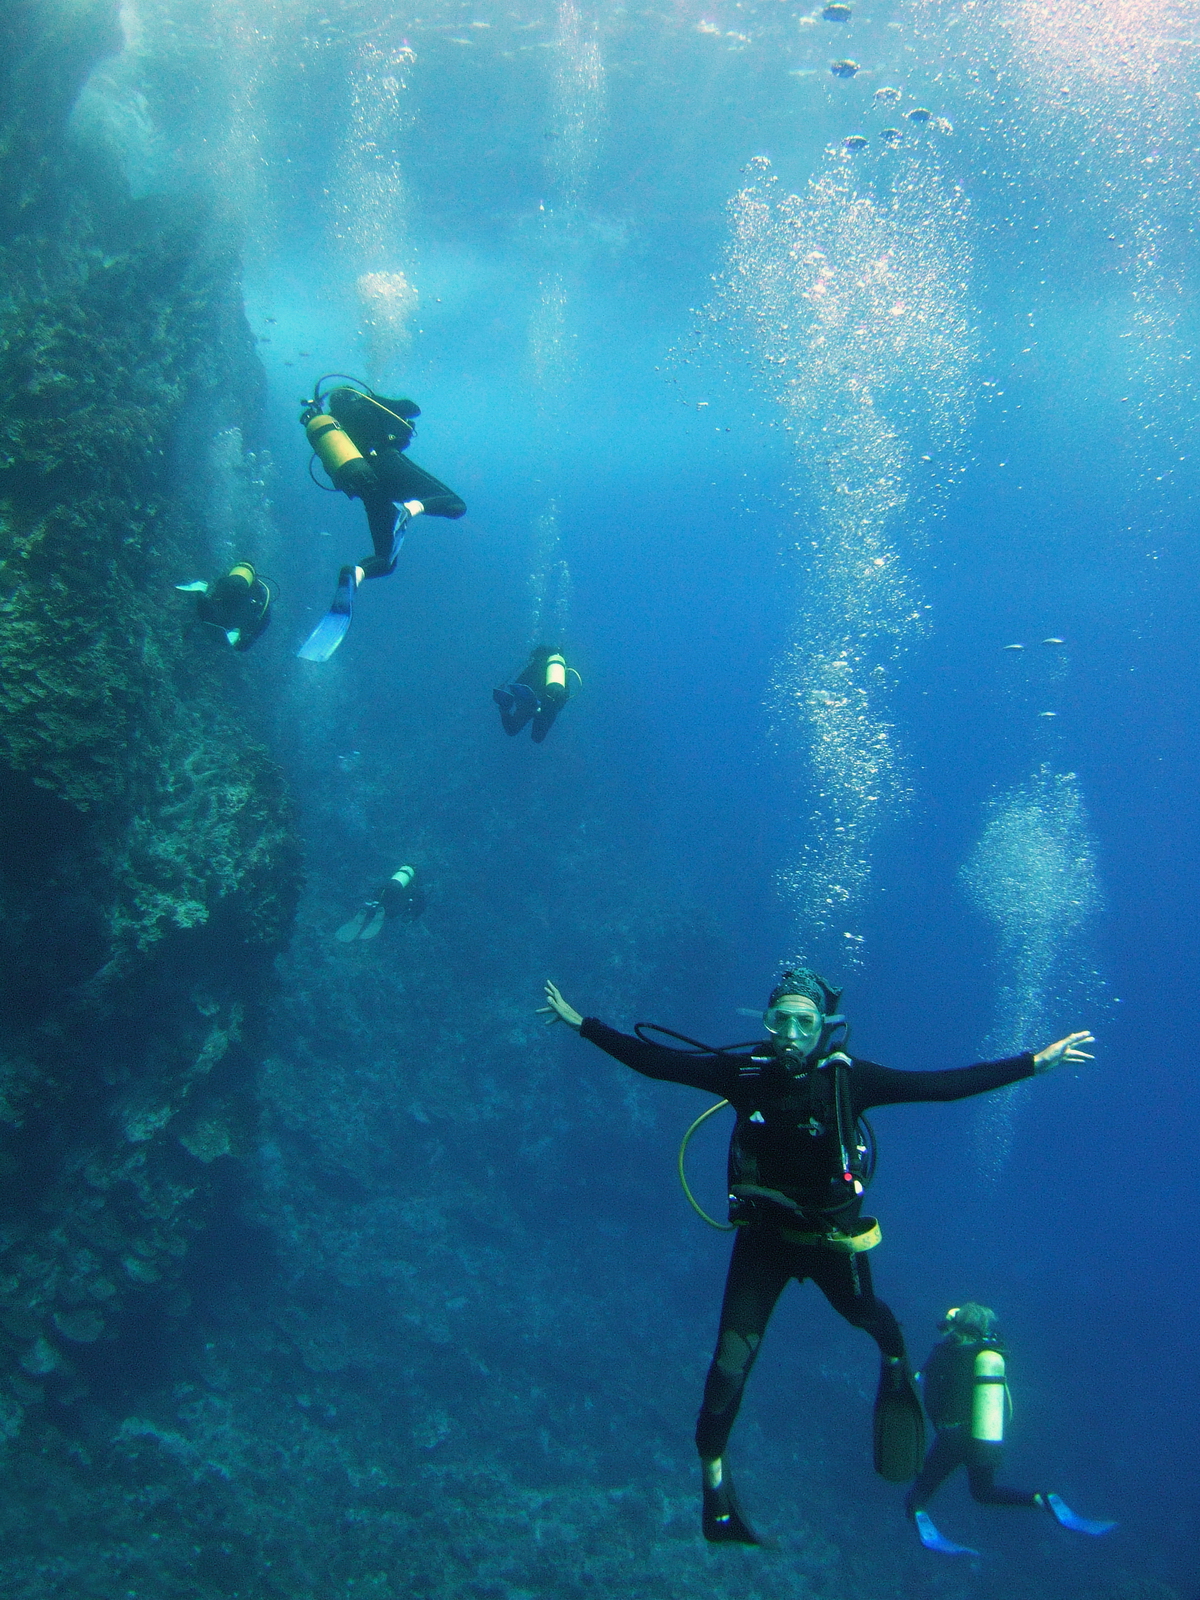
[959,766,1103,1177]
[715,152,975,960]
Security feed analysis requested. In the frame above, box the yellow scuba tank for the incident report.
[306,413,365,480]
[390,865,415,890]
[227,562,256,587]
[971,1348,1007,1443]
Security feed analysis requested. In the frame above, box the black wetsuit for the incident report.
[327,387,466,579]
[496,648,569,742]
[196,572,271,651]
[579,1019,1035,1459]
[907,1338,1039,1513]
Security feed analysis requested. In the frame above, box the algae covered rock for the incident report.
[0,0,298,1437]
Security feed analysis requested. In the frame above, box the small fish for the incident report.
[264,316,277,323]
[1041,637,1065,646]
[299,351,312,357]
[843,133,869,151]
[1039,711,1057,718]
[1003,643,1025,651]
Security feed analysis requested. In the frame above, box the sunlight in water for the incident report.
[720,151,975,961]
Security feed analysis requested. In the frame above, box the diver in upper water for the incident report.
[906,1303,1117,1555]
[297,376,466,661]
[176,561,273,652]
[494,647,580,743]
[538,970,1096,1545]
[335,864,425,942]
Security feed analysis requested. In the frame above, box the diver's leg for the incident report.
[696,1230,791,1460]
[811,1249,904,1357]
[359,496,407,579]
[966,1449,1039,1508]
[380,454,466,519]
[813,1251,924,1480]
[906,1429,968,1515]
[696,1230,790,1546]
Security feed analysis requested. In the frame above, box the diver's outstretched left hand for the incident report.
[540,981,583,1030]
[1033,1030,1095,1073]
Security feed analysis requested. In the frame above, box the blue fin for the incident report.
[298,568,356,662]
[175,580,208,592]
[1045,1494,1117,1536]
[914,1512,978,1556]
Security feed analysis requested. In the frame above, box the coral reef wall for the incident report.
[0,0,297,1438]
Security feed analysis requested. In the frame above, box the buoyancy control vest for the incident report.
[920,1338,1008,1434]
[726,1050,872,1228]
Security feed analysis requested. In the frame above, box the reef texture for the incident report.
[0,0,298,1440]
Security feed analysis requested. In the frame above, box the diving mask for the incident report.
[763,1004,822,1040]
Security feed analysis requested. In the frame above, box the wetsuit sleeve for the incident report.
[579,1018,734,1095]
[853,1053,1035,1111]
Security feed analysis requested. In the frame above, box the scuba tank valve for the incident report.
[971,1348,1007,1443]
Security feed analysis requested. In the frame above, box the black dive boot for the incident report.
[701,1462,762,1545]
[873,1355,925,1483]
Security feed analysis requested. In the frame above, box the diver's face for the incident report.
[763,995,823,1057]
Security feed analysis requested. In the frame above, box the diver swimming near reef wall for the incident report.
[176,561,273,651]
[493,646,580,742]
[539,971,1096,1544]
[335,864,425,942]
[906,1303,1118,1555]
[297,376,466,661]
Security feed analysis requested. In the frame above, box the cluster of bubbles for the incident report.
[523,3,606,653]
[910,0,1200,474]
[335,38,419,381]
[717,152,975,957]
[959,765,1103,1174]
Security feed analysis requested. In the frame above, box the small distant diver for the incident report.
[907,1303,1118,1556]
[176,561,273,651]
[539,969,1097,1545]
[335,864,425,942]
[297,375,466,662]
[493,646,581,743]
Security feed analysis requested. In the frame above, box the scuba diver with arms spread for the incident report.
[539,970,1095,1545]
[907,1302,1117,1556]
[494,646,580,743]
[297,376,466,661]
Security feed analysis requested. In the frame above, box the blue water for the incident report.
[53,1,1200,1594]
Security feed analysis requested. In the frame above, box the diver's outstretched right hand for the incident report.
[539,981,582,1030]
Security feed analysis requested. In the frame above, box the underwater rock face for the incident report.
[0,0,298,1439]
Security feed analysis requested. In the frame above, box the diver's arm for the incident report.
[540,983,731,1093]
[853,1054,1037,1110]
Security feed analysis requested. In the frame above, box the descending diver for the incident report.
[493,647,580,743]
[176,561,273,652]
[539,971,1096,1545]
[297,376,466,661]
[907,1303,1118,1555]
[335,864,425,942]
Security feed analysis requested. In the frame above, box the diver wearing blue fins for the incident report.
[335,864,425,942]
[297,376,466,661]
[907,1302,1117,1555]
[539,969,1096,1545]
[494,646,581,742]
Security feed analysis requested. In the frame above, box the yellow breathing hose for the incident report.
[678,1099,736,1231]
